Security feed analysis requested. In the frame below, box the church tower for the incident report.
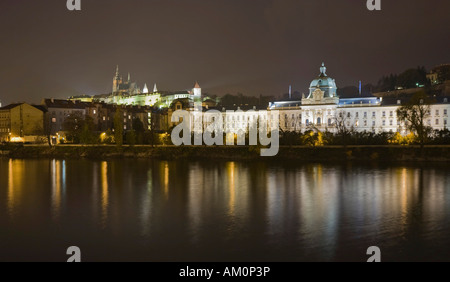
[112,65,122,93]
[193,81,201,97]
[143,83,149,94]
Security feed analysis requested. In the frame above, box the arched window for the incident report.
[317,117,321,125]
[328,118,332,126]
[306,119,309,126]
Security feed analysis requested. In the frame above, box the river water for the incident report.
[0,158,450,261]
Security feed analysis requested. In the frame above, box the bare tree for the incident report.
[334,110,351,146]
[396,91,434,149]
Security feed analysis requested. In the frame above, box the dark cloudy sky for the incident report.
[0,0,448,105]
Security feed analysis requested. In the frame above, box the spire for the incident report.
[143,83,149,94]
[115,65,120,78]
[194,81,200,88]
[153,83,158,93]
[128,72,131,82]
[320,62,327,76]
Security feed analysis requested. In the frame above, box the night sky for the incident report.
[0,0,449,105]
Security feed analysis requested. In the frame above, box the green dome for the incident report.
[308,63,337,98]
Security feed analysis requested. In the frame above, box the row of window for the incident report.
[52,116,110,123]
[298,118,449,127]
[288,109,449,120]
[201,115,270,123]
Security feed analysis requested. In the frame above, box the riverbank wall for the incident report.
[2,144,450,162]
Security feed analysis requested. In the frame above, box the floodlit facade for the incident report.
[0,103,46,142]
[269,63,450,135]
[94,66,203,108]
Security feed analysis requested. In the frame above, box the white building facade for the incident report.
[269,63,450,135]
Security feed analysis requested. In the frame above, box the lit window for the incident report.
[103,116,106,121]
[93,110,96,115]
[397,100,401,105]
[52,118,56,123]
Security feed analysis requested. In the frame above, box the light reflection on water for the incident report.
[0,158,450,261]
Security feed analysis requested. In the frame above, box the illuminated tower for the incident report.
[112,65,122,93]
[193,81,201,97]
[143,83,149,94]
[153,83,158,93]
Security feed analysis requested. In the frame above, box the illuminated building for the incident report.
[0,103,46,142]
[42,99,87,135]
[89,66,202,108]
[269,63,450,134]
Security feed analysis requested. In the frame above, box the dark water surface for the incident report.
[1,158,450,262]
